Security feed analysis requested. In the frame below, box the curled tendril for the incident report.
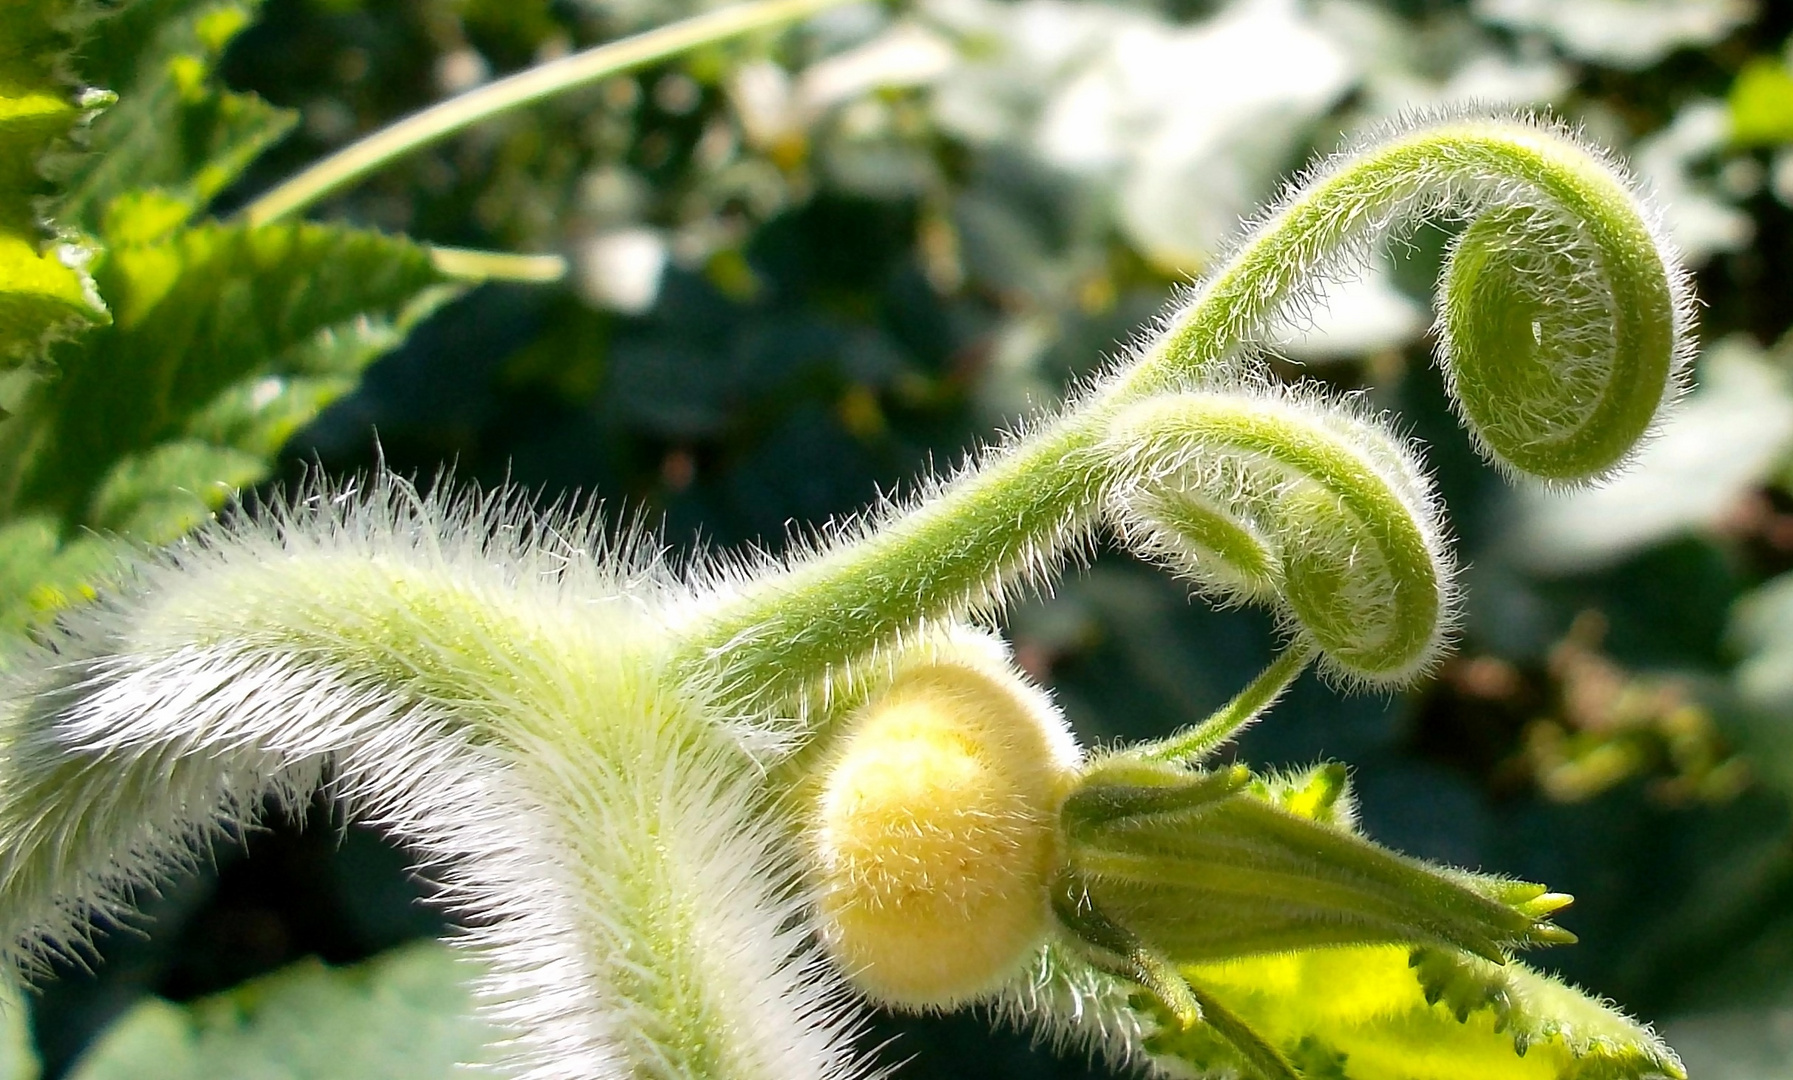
[676,112,1688,708]
[1130,115,1691,478]
[1438,198,1677,480]
[1103,386,1452,684]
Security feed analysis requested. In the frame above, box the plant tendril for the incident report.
[674,113,1687,710]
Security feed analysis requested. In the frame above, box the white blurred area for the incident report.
[576,228,668,314]
[754,0,1751,357]
[580,0,1761,350]
[1509,338,1793,574]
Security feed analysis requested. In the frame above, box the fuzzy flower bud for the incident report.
[809,642,1078,1009]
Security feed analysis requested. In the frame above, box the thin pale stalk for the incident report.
[428,246,568,283]
[241,0,852,225]
[1138,644,1313,764]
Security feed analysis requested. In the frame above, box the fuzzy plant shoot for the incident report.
[0,111,1692,1080]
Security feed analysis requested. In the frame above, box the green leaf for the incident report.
[87,439,268,538]
[1139,946,1683,1080]
[0,216,463,629]
[3,217,461,519]
[58,0,298,231]
[65,942,507,1080]
[1730,58,1793,148]
[0,516,119,633]
[0,0,109,369]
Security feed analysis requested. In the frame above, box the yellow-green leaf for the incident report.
[58,0,298,231]
[0,0,109,369]
[1142,946,1683,1080]
[0,219,463,632]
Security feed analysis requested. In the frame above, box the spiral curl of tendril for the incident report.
[1129,114,1692,477]
[680,112,1688,708]
[1103,384,1453,684]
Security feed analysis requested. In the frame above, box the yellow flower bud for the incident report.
[810,648,1078,1010]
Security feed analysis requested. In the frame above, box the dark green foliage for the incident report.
[0,0,464,632]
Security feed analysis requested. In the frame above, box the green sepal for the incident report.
[1051,871,1205,1030]
[1062,764,1573,965]
[1062,761,1251,834]
[1248,761,1354,827]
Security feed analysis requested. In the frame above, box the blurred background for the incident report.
[25,0,1793,1075]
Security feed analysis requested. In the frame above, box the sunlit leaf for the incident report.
[0,0,109,369]
[8,215,455,511]
[0,214,462,629]
[1729,58,1793,147]
[58,0,298,231]
[1140,946,1683,1080]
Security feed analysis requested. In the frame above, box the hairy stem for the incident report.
[1129,119,1681,478]
[675,114,1681,723]
[674,421,1114,709]
[0,485,864,1080]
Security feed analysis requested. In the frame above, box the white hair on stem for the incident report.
[0,474,868,1080]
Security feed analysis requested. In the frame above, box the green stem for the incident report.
[678,420,1115,708]
[240,0,851,226]
[427,245,568,283]
[1118,120,1677,478]
[672,118,1678,711]
[1181,981,1301,1080]
[1138,644,1313,765]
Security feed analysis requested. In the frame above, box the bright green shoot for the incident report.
[0,69,1690,1080]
